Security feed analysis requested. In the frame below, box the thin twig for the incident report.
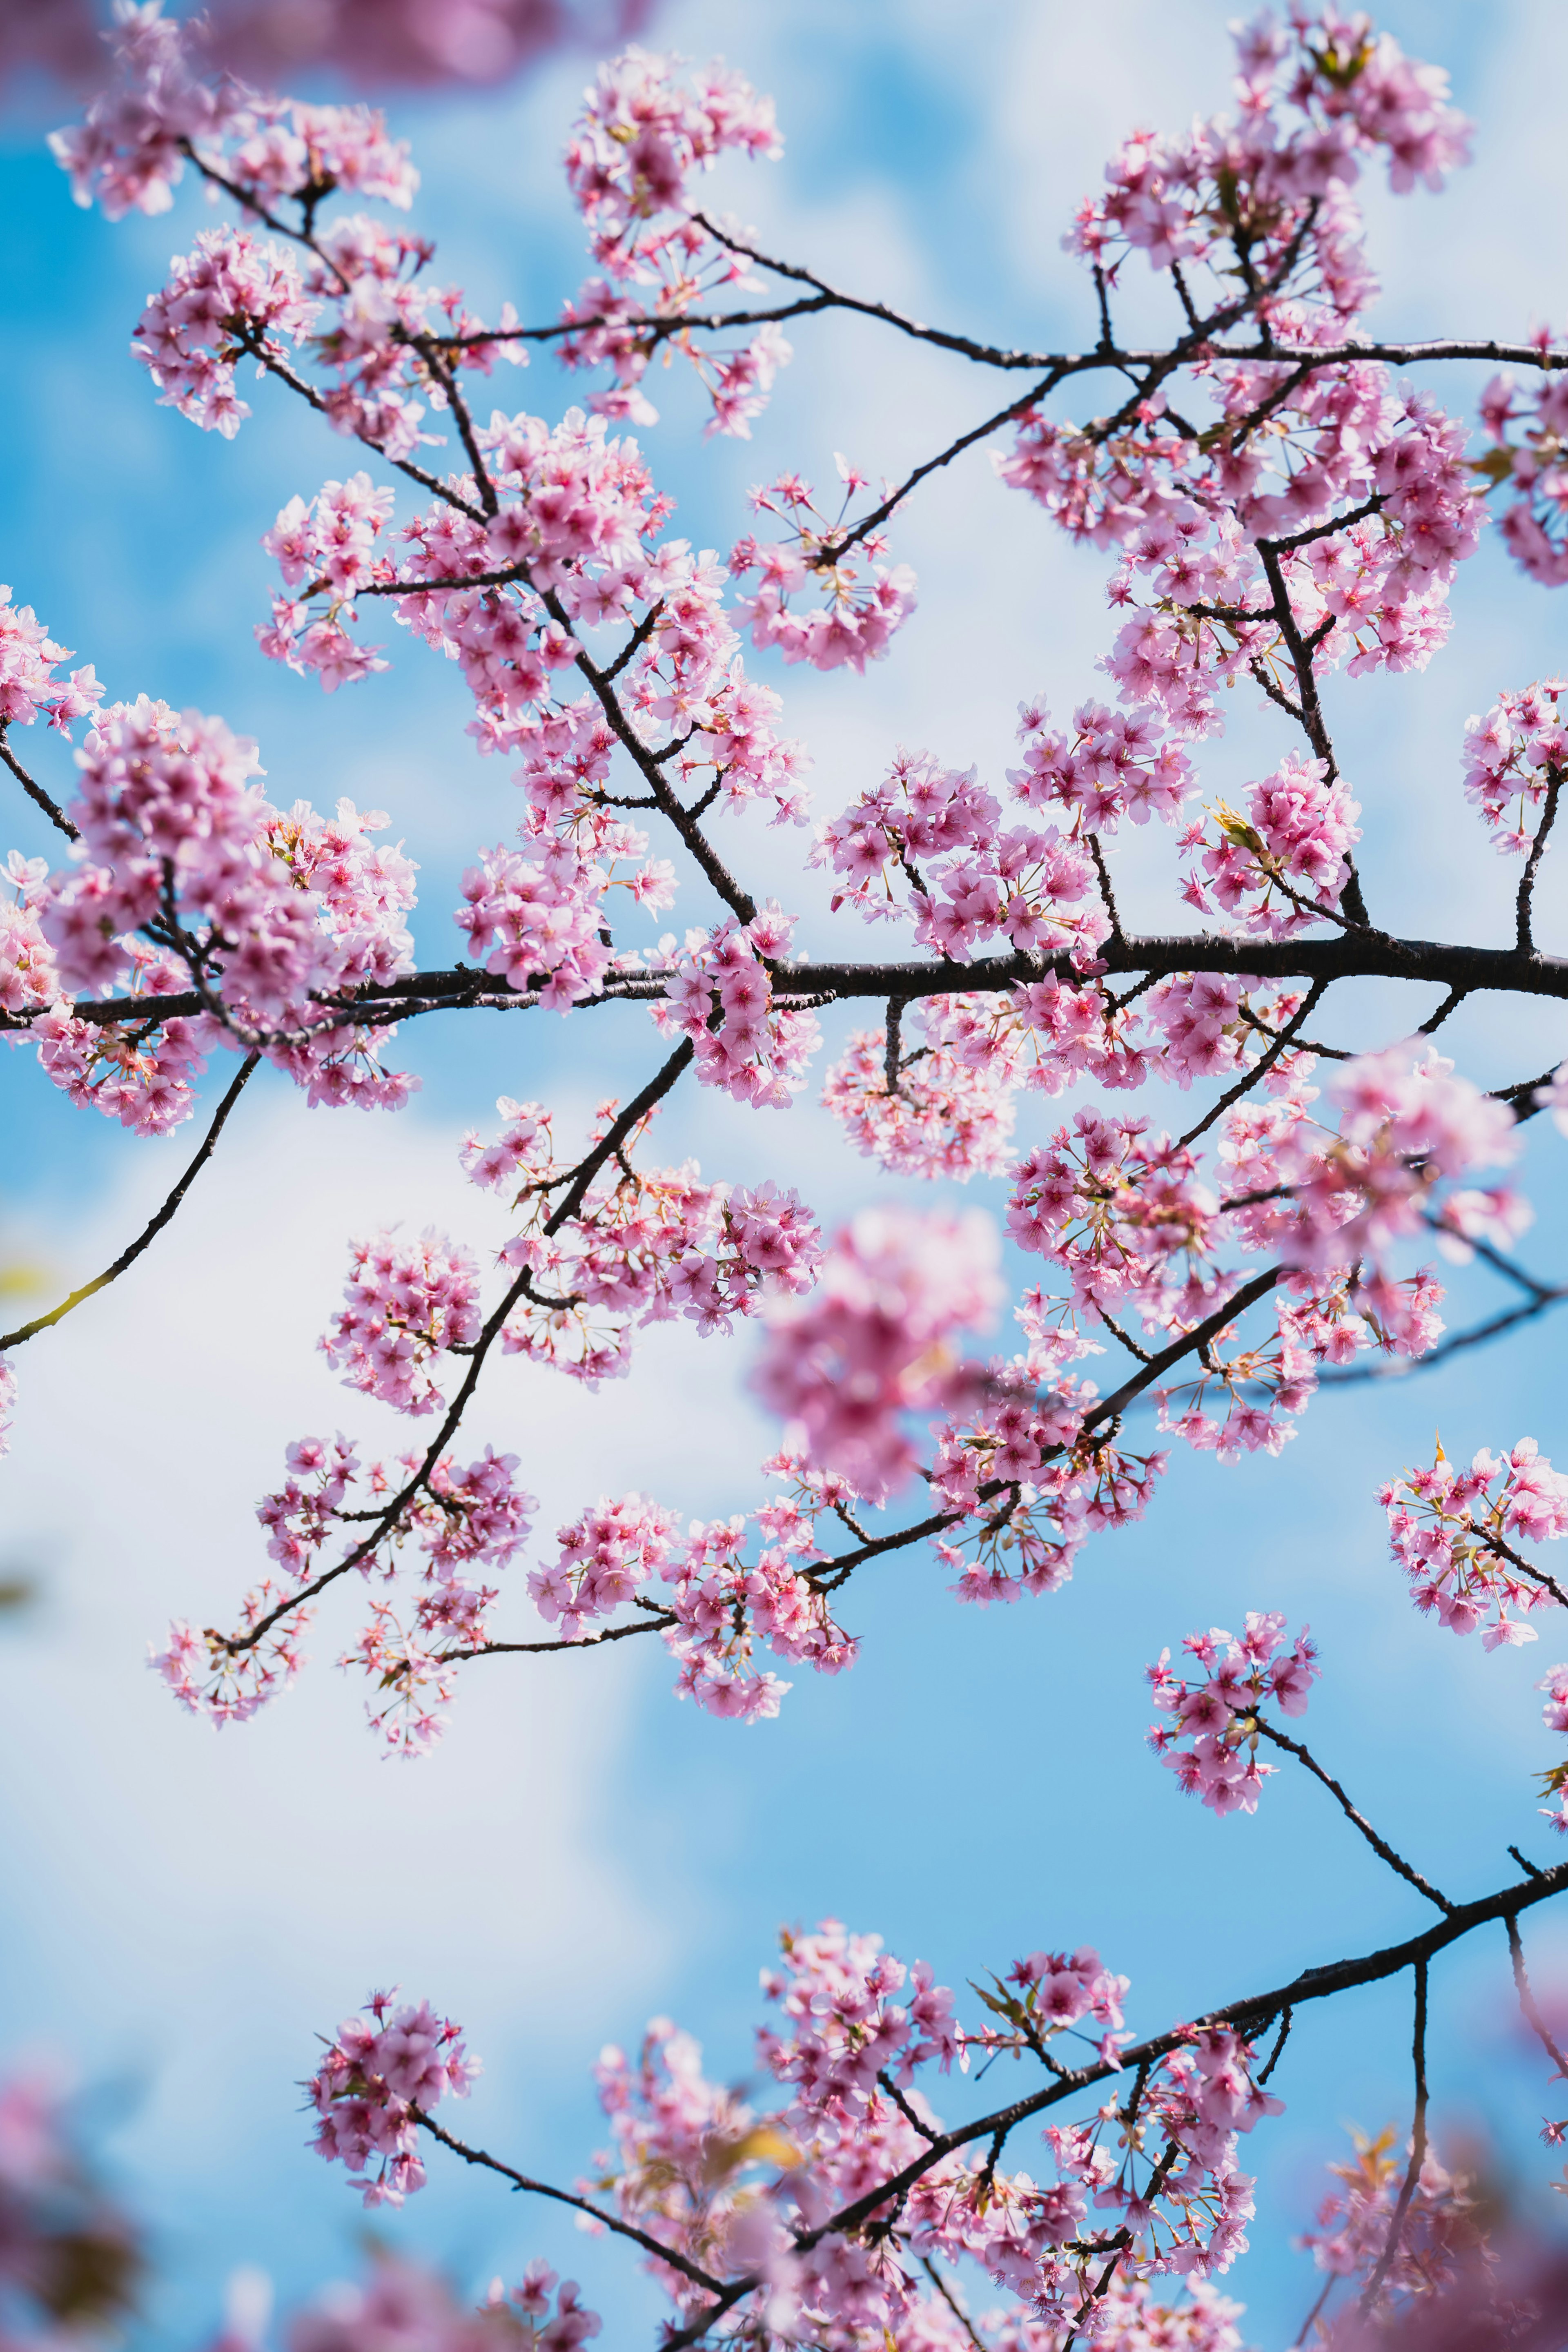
[1507,1913,1568,2080]
[219,1043,694,1656]
[1518,769,1564,953]
[0,732,78,842]
[0,1055,259,1351]
[1358,1957,1428,2312]
[1176,978,1328,1149]
[416,2113,724,2294]
[1250,1718,1454,1913]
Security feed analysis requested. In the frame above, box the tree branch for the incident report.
[1250,1717,1454,1914]
[0,1054,259,1352]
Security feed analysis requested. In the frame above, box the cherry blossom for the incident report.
[1147,1613,1320,1815]
[308,1991,477,2207]
[753,1207,1001,1500]
[1380,1436,1568,1647]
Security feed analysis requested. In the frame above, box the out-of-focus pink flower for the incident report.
[753,1206,1002,1500]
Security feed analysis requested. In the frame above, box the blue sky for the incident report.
[4,2,1568,2345]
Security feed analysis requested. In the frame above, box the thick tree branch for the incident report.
[487,1860,1568,2352]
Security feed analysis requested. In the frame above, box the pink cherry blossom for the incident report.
[754,1207,1001,1500]
[1147,1613,1319,1815]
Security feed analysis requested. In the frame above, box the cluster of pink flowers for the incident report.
[754,1207,1001,1500]
[1298,2126,1482,2305]
[295,2254,602,2352]
[1479,365,1568,586]
[526,1461,862,1722]
[1180,755,1362,936]
[823,995,1025,1181]
[930,1361,1167,1607]
[457,809,672,1011]
[816,746,1105,965]
[321,1229,484,1415]
[1274,1046,1519,1275]
[1068,11,1468,288]
[655,906,819,1106]
[133,226,316,440]
[49,6,416,221]
[154,1431,534,1750]
[1147,1613,1319,1816]
[559,49,786,437]
[150,1579,314,1728]
[1379,1437,1568,1646]
[1538,1666,1568,1833]
[0,2070,138,2343]
[459,1092,823,1383]
[18,693,421,1124]
[1007,693,1195,831]
[570,1916,1281,2339]
[728,466,919,672]
[308,1991,477,2207]
[1461,678,1568,855]
[0,584,100,735]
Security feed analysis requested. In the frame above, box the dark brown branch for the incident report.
[466,1614,670,1659]
[610,1860,1568,2352]
[1250,1718,1454,1913]
[1359,1957,1429,2312]
[1417,984,1469,1037]
[27,925,1568,1041]
[884,995,907,1097]
[0,1054,259,1351]
[1507,1913,1568,2082]
[1518,768,1564,954]
[1087,833,1124,950]
[219,1042,694,1656]
[1176,977,1328,1150]
[1257,2006,1293,2085]
[820,372,1062,562]
[416,2113,724,2295]
[1254,535,1369,927]
[0,731,78,842]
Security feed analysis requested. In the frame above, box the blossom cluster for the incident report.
[558,48,791,438]
[753,1205,1000,1500]
[655,906,820,1107]
[1461,677,1568,855]
[307,1991,477,2206]
[816,744,1105,965]
[1379,1436,1568,1646]
[1180,754,1361,937]
[823,994,1025,1182]
[728,466,919,672]
[153,1432,536,1752]
[321,1229,484,1415]
[1298,2125,1482,2306]
[0,584,100,734]
[573,1916,1282,2340]
[1147,1613,1319,1815]
[4,683,422,1130]
[0,2071,139,2343]
[50,5,416,222]
[462,1092,823,1382]
[525,1461,860,1723]
[1479,366,1568,586]
[930,1362,1168,1609]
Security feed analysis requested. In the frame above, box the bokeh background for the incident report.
[4,0,1568,2341]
